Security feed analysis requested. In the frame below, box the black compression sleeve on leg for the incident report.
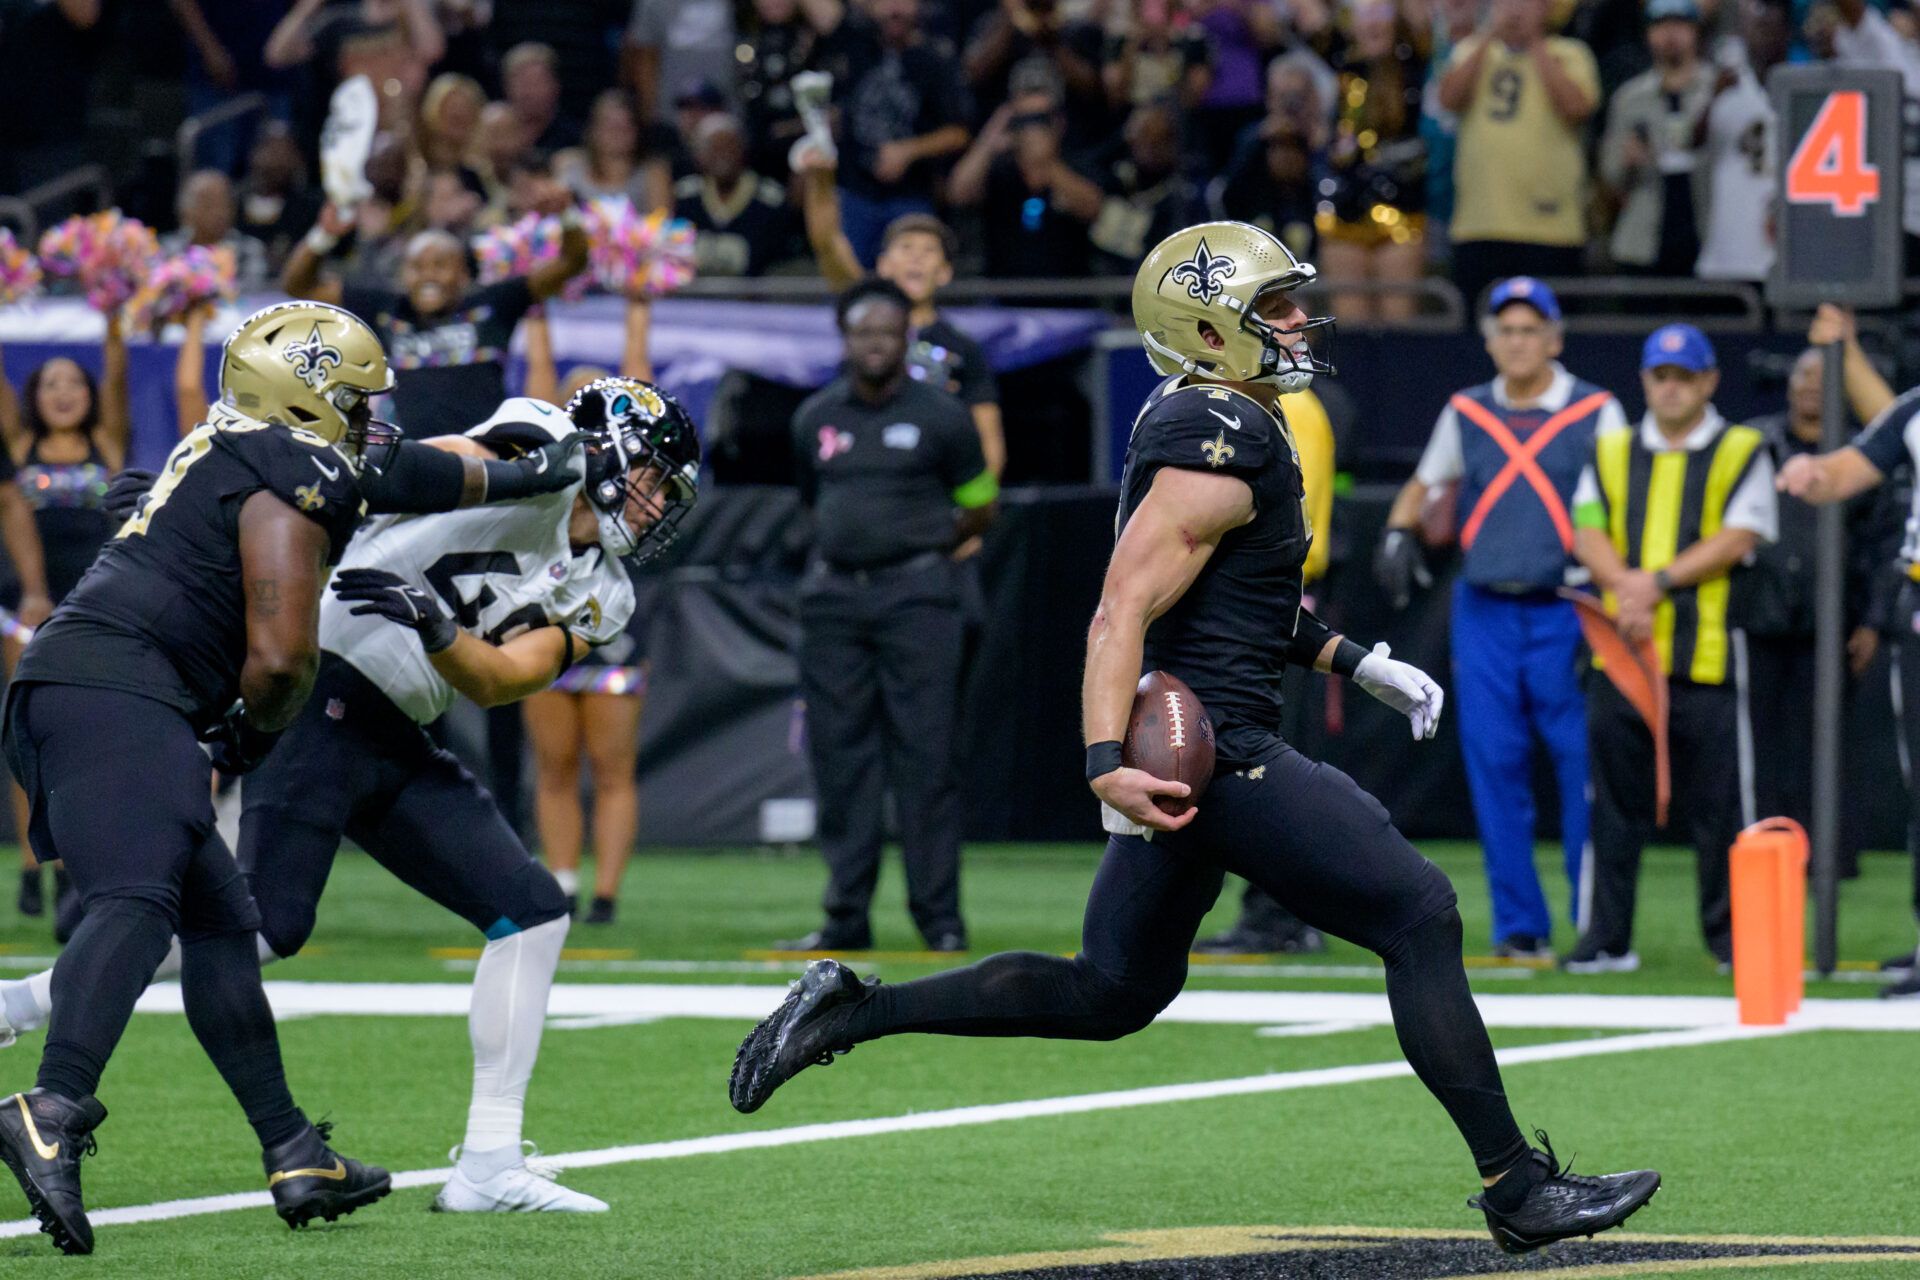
[37,900,176,1102]
[1379,905,1531,1178]
[840,951,1165,1044]
[179,931,307,1149]
[361,441,469,514]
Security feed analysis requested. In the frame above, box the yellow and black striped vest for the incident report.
[1594,420,1764,686]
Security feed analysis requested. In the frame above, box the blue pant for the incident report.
[1449,581,1590,944]
[836,187,935,268]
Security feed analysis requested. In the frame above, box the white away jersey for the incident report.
[320,398,637,723]
[1696,62,1775,281]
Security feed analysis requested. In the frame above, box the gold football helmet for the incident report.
[1131,220,1334,391]
[219,301,397,460]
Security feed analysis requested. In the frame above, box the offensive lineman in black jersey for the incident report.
[730,222,1661,1255]
[0,301,582,1254]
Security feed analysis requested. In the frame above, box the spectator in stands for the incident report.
[1694,0,1789,281]
[486,0,623,127]
[555,89,671,212]
[965,0,1111,154]
[1438,0,1599,312]
[1313,0,1430,323]
[674,115,802,276]
[0,327,116,921]
[476,99,528,207]
[519,294,658,926]
[1418,0,1478,235]
[1741,327,1902,879]
[329,132,422,288]
[163,170,273,293]
[169,0,294,175]
[423,166,488,235]
[0,0,102,200]
[503,41,584,153]
[1089,101,1204,273]
[737,0,842,179]
[1213,112,1320,259]
[815,0,973,264]
[1375,278,1625,961]
[1598,0,1715,276]
[236,122,322,274]
[265,0,447,131]
[1101,0,1212,113]
[1567,324,1777,974]
[625,0,741,124]
[1826,0,1920,264]
[949,90,1103,277]
[282,179,587,437]
[798,144,1007,486]
[418,72,488,173]
[1187,0,1289,172]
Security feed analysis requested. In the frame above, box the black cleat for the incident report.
[584,896,616,926]
[730,958,872,1114]
[0,1088,105,1254]
[770,928,872,953]
[1470,1133,1660,1255]
[16,868,42,919]
[264,1121,391,1229]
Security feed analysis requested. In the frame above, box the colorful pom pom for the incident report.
[585,199,697,298]
[0,230,40,306]
[36,212,159,313]
[129,245,237,330]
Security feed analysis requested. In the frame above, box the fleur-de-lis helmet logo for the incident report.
[1169,238,1236,304]
[283,323,344,391]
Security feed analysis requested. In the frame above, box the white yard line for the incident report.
[108,979,1920,1032]
[0,1022,1786,1241]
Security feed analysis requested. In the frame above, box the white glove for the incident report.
[1353,642,1445,741]
[320,75,378,210]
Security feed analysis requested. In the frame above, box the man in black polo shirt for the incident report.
[280,187,589,438]
[783,279,998,953]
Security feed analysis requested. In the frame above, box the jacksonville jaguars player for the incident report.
[729,222,1662,1256]
[0,300,586,1254]
[0,378,699,1216]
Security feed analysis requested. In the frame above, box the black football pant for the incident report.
[799,556,966,943]
[3,683,305,1149]
[1224,664,1315,941]
[839,741,1533,1177]
[1891,619,1920,921]
[1582,669,1749,961]
[1745,633,1861,876]
[240,654,572,958]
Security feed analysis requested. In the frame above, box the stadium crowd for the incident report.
[8,0,1920,302]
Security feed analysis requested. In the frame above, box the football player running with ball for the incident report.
[0,379,699,1216]
[730,222,1661,1255]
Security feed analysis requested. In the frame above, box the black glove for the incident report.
[331,568,459,652]
[1372,527,1432,611]
[482,432,590,501]
[103,468,158,523]
[201,703,281,776]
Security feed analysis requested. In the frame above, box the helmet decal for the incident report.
[1169,238,1236,304]
[283,324,344,390]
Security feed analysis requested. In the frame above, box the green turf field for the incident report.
[0,841,1910,1278]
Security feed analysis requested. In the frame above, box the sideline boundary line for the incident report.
[0,1023,1783,1241]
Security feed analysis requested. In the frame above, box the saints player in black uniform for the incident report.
[730,222,1661,1256]
[0,301,583,1254]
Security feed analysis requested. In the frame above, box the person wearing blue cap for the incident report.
[1377,278,1625,961]
[1564,322,1777,973]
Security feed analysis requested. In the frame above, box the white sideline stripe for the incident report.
[111,981,1920,1033]
[0,1023,1781,1241]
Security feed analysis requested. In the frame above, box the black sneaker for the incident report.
[16,869,41,919]
[584,896,616,926]
[263,1120,391,1229]
[770,928,872,953]
[1881,970,1920,1000]
[1470,1132,1660,1255]
[0,1088,106,1255]
[1492,935,1555,963]
[925,932,968,953]
[729,958,872,1114]
[1880,949,1918,974]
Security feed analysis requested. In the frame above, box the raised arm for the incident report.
[236,490,330,729]
[521,309,559,404]
[621,295,654,381]
[526,203,591,302]
[948,105,1013,206]
[281,203,351,305]
[0,482,51,628]
[175,305,212,436]
[798,153,865,289]
[1532,41,1596,125]
[99,309,130,470]
[0,342,25,463]
[264,0,328,69]
[1082,465,1252,831]
[1436,34,1491,113]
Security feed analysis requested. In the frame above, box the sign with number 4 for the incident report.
[1767,68,1904,309]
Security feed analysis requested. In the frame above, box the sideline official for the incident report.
[1569,324,1776,973]
[782,280,999,954]
[1376,278,1625,960]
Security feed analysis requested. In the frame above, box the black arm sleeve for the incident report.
[361,441,469,514]
[1281,606,1338,669]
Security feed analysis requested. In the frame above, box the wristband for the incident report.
[1653,568,1674,596]
[304,225,342,256]
[1085,740,1124,782]
[1330,637,1369,678]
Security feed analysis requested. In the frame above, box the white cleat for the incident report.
[431,1147,608,1214]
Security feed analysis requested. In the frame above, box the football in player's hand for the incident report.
[1123,670,1216,815]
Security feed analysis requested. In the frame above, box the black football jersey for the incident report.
[1119,376,1312,768]
[15,407,365,730]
